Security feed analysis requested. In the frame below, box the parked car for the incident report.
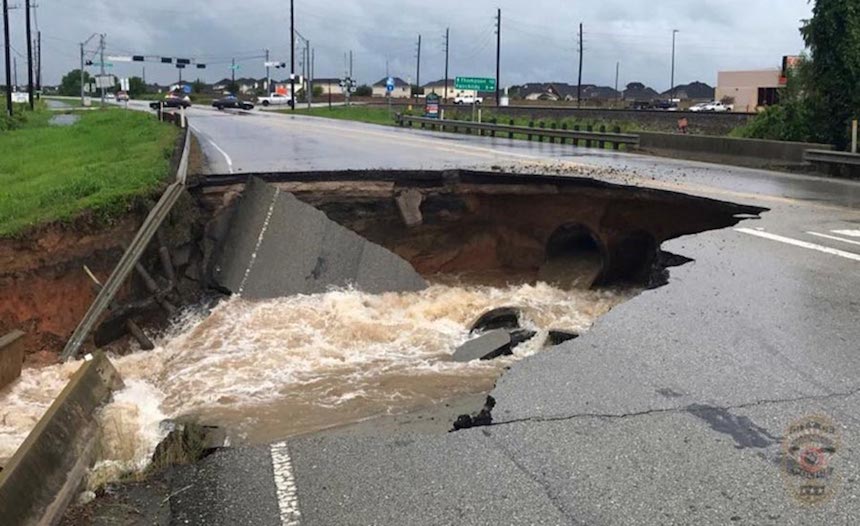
[653,100,678,111]
[104,93,116,101]
[257,93,293,107]
[689,102,710,112]
[453,95,483,105]
[116,91,129,102]
[213,95,255,111]
[149,93,191,110]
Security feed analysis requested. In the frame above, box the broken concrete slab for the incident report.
[469,307,521,333]
[546,330,580,347]
[453,330,512,363]
[212,178,427,298]
[395,189,424,227]
[0,331,24,390]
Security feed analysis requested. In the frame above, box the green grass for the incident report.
[280,105,406,126]
[0,107,180,236]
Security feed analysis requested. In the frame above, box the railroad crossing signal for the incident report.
[340,77,358,93]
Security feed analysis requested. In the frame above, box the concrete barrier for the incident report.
[0,352,123,526]
[638,131,833,165]
[0,331,24,390]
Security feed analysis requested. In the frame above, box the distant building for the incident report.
[661,81,715,101]
[514,82,620,102]
[716,69,782,112]
[622,82,660,102]
[372,77,410,98]
[423,79,477,100]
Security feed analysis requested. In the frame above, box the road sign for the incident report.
[107,56,133,63]
[120,78,130,92]
[11,92,29,104]
[386,76,395,93]
[95,75,116,89]
[425,93,440,119]
[230,64,241,71]
[455,76,496,92]
[182,85,192,94]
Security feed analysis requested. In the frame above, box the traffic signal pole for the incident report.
[290,0,295,111]
[2,0,11,116]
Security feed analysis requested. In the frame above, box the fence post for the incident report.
[490,118,497,137]
[539,122,546,142]
[599,125,606,149]
[509,119,515,139]
[612,126,621,150]
[586,125,593,148]
[550,122,557,144]
[561,123,568,145]
[528,121,534,141]
[573,124,580,147]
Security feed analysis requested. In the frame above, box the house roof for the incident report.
[423,79,454,88]
[660,81,715,100]
[373,77,409,88]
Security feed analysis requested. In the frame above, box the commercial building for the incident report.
[372,77,410,98]
[716,57,799,112]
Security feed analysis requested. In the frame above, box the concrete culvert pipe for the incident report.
[539,224,606,289]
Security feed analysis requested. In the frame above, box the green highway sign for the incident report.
[455,76,496,91]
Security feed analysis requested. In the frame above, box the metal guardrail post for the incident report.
[573,124,580,147]
[508,119,514,139]
[599,125,606,149]
[528,121,534,141]
[613,126,621,150]
[586,125,593,148]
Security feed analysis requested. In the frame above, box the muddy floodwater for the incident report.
[0,282,634,478]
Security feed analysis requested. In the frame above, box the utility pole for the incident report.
[615,61,620,101]
[35,30,40,95]
[306,40,311,109]
[290,0,295,110]
[231,57,235,83]
[311,47,315,106]
[2,0,11,116]
[265,48,270,95]
[670,29,679,100]
[415,34,421,92]
[98,33,105,105]
[577,23,583,108]
[495,8,501,107]
[25,0,33,109]
[13,56,16,88]
[444,27,450,103]
[349,50,353,78]
[79,33,98,107]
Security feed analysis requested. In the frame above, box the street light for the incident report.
[670,29,679,101]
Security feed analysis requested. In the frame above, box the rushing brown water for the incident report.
[0,282,634,479]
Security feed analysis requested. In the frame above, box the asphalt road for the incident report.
[139,104,860,525]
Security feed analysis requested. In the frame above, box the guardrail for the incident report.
[396,114,640,149]
[805,149,860,166]
[60,126,192,361]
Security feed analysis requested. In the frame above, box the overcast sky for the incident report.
[5,0,812,89]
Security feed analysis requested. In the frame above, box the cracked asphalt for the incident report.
[142,106,860,525]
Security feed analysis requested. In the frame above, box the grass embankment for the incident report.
[285,105,638,149]
[0,107,180,236]
[282,105,412,126]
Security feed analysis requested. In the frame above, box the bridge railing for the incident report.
[395,114,641,150]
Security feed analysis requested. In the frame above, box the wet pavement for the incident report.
[125,103,860,525]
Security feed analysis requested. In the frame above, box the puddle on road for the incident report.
[0,281,634,477]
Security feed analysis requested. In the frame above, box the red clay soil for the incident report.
[0,216,142,366]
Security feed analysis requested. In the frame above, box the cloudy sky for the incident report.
[5,0,812,90]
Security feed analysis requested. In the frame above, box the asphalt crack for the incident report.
[488,385,860,430]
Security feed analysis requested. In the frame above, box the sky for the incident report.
[3,0,813,90]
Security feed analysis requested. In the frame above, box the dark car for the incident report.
[149,93,191,110]
[213,96,254,111]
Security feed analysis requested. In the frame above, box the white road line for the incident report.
[736,228,860,262]
[189,124,234,174]
[832,229,860,238]
[808,231,860,247]
[238,188,280,295]
[270,441,301,526]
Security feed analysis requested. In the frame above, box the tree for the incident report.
[191,79,206,94]
[799,0,860,148]
[59,69,91,97]
[313,85,323,98]
[128,77,147,98]
[355,84,372,97]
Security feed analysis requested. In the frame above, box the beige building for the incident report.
[372,77,411,98]
[716,69,783,113]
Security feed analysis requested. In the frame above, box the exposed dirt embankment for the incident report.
[0,217,143,366]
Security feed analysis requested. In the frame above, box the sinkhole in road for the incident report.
[0,169,767,483]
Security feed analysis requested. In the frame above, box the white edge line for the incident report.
[832,230,860,238]
[270,441,301,526]
[189,124,234,174]
[807,231,860,247]
[735,228,860,262]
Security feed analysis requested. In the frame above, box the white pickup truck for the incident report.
[453,95,483,105]
[257,93,293,107]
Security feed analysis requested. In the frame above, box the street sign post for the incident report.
[455,76,496,92]
[424,93,440,119]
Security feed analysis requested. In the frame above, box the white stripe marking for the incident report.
[808,231,860,247]
[832,229,860,238]
[238,187,280,294]
[270,441,301,526]
[736,228,860,262]
[189,124,234,174]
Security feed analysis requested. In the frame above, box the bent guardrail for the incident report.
[60,126,192,361]
[396,114,640,149]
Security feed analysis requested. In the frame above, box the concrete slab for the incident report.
[453,330,513,363]
[212,178,426,298]
[0,331,24,390]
